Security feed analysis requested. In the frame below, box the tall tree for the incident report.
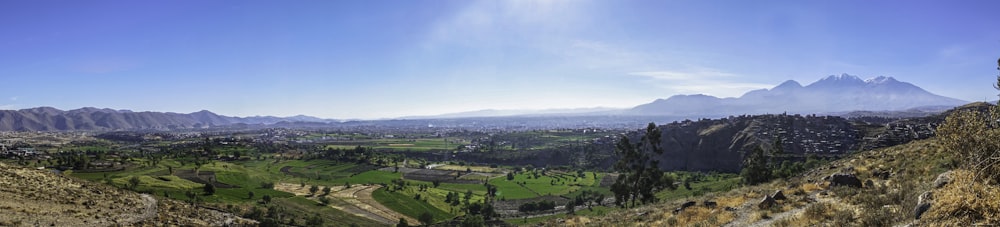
[611,122,671,208]
[741,146,771,185]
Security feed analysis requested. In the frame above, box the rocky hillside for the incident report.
[546,103,1000,226]
[649,114,860,172]
[550,137,982,226]
[634,103,989,172]
[0,162,252,226]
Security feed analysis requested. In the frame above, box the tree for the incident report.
[319,196,331,205]
[418,212,434,226]
[396,218,409,227]
[306,213,324,226]
[322,186,331,196]
[248,191,255,199]
[566,200,576,215]
[741,146,772,185]
[203,183,216,195]
[461,215,484,227]
[611,123,670,208]
[309,185,319,196]
[262,194,272,204]
[128,176,141,190]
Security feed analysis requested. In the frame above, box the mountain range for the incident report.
[0,74,970,131]
[0,107,337,131]
[629,74,968,116]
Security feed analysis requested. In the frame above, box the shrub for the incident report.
[858,206,893,227]
[922,170,1000,225]
[938,105,1000,184]
[804,202,828,220]
[831,208,854,226]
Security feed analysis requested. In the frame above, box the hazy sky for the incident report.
[2,0,999,119]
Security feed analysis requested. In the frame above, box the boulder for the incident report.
[673,201,697,214]
[758,195,776,209]
[681,201,696,209]
[933,171,953,188]
[914,191,933,220]
[827,173,862,188]
[914,203,931,219]
[772,190,786,200]
[703,200,717,208]
[865,179,876,188]
[871,170,891,179]
[918,191,933,205]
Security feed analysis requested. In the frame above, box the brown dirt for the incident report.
[273,183,419,225]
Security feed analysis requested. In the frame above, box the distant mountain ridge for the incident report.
[0,107,335,131]
[630,74,968,116]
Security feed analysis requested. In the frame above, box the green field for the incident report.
[324,138,469,151]
[489,170,601,200]
[372,187,455,223]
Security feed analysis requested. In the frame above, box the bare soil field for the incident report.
[274,183,420,225]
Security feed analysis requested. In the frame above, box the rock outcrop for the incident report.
[826,173,863,188]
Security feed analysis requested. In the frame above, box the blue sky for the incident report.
[2,0,999,119]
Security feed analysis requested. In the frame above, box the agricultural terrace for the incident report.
[322,137,469,151]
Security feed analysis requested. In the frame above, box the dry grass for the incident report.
[659,206,734,227]
[801,182,824,192]
[716,195,746,208]
[923,169,1000,225]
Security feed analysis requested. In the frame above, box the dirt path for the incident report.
[117,194,158,225]
[353,185,420,225]
[724,189,855,227]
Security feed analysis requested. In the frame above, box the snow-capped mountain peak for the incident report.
[865,76,898,84]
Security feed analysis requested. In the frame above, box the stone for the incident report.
[758,195,776,209]
[681,201,696,209]
[865,179,876,188]
[673,201,697,214]
[914,191,934,220]
[772,190,786,200]
[918,191,933,205]
[827,173,863,188]
[703,200,717,208]
[914,203,931,219]
[871,170,891,180]
[933,171,953,188]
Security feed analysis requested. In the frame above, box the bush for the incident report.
[518,200,556,212]
[858,206,893,227]
[831,208,854,226]
[804,202,828,220]
[203,183,216,195]
[938,105,1000,184]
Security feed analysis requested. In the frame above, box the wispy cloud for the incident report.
[423,0,588,49]
[9,96,17,101]
[629,68,772,98]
